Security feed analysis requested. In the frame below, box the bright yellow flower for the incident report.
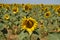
[4,14,9,20]
[12,6,18,14]
[4,4,10,10]
[56,7,60,16]
[39,4,44,7]
[22,4,32,12]
[21,17,38,35]
[44,7,49,12]
[0,4,3,8]
[44,11,51,18]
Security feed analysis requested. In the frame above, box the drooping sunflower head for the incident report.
[56,7,60,16]
[21,17,38,35]
[44,11,51,18]
[12,6,18,14]
[23,4,32,12]
[4,14,9,20]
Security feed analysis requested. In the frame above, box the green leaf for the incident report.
[0,23,3,30]
[18,30,28,40]
[48,33,60,40]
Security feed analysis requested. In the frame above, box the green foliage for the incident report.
[0,4,60,40]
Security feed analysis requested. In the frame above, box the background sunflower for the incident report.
[12,6,19,14]
[44,11,51,18]
[56,7,60,16]
[22,4,32,12]
[4,14,9,20]
[0,4,60,40]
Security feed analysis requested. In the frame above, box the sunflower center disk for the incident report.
[26,20,34,28]
[25,5,29,10]
[46,13,49,16]
[57,8,60,13]
[13,8,17,12]
[6,16,8,18]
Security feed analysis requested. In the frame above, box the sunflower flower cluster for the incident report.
[0,4,60,40]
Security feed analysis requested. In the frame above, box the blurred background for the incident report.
[0,0,60,4]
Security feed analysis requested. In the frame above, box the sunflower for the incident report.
[0,4,3,8]
[44,7,49,12]
[22,4,32,12]
[44,11,51,18]
[12,6,18,14]
[4,4,10,10]
[56,7,60,16]
[39,4,44,8]
[4,14,9,20]
[21,17,38,35]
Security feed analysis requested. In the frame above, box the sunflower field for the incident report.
[0,4,60,40]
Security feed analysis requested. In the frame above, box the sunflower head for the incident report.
[21,17,38,35]
[56,7,60,16]
[23,4,32,12]
[0,4,3,8]
[12,6,18,14]
[40,4,44,8]
[44,7,49,12]
[4,14,9,20]
[4,4,10,10]
[44,11,51,18]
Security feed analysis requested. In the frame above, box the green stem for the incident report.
[30,34,32,40]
